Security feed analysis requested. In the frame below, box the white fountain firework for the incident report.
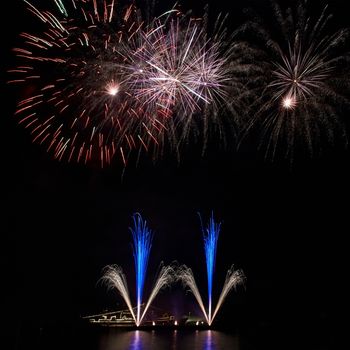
[100,213,175,327]
[101,263,174,326]
[100,264,137,323]
[177,264,244,326]
[176,214,245,326]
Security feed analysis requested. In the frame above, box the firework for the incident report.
[177,213,245,326]
[238,0,350,160]
[202,213,220,323]
[131,212,153,326]
[102,263,174,326]
[9,0,163,167]
[101,264,137,324]
[176,264,210,324]
[101,213,174,327]
[131,12,240,152]
[9,0,241,167]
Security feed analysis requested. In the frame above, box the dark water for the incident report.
[97,329,239,350]
[12,322,330,350]
[19,327,240,350]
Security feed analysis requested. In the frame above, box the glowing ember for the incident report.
[282,96,296,109]
[106,82,119,96]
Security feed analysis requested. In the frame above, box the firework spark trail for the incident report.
[202,213,220,324]
[136,17,232,117]
[177,263,244,326]
[101,213,174,326]
[128,10,237,152]
[100,265,137,323]
[177,265,209,324]
[270,43,333,102]
[238,0,350,159]
[103,264,175,327]
[211,266,245,322]
[131,213,153,326]
[177,213,244,326]
[139,264,175,324]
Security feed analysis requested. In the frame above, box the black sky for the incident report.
[2,1,350,349]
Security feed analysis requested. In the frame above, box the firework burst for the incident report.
[9,0,164,167]
[238,0,350,160]
[132,11,239,151]
[8,0,242,167]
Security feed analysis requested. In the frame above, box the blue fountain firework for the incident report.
[201,213,221,323]
[130,213,153,326]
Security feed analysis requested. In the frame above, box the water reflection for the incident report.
[172,329,177,350]
[99,330,149,350]
[98,329,238,350]
[129,330,141,350]
[205,330,215,350]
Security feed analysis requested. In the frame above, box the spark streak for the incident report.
[101,265,137,323]
[202,213,220,323]
[177,214,245,326]
[102,213,174,327]
[131,213,153,326]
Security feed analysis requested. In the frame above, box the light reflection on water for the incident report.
[99,329,238,350]
[205,330,214,350]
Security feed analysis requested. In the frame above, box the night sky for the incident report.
[2,1,350,349]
